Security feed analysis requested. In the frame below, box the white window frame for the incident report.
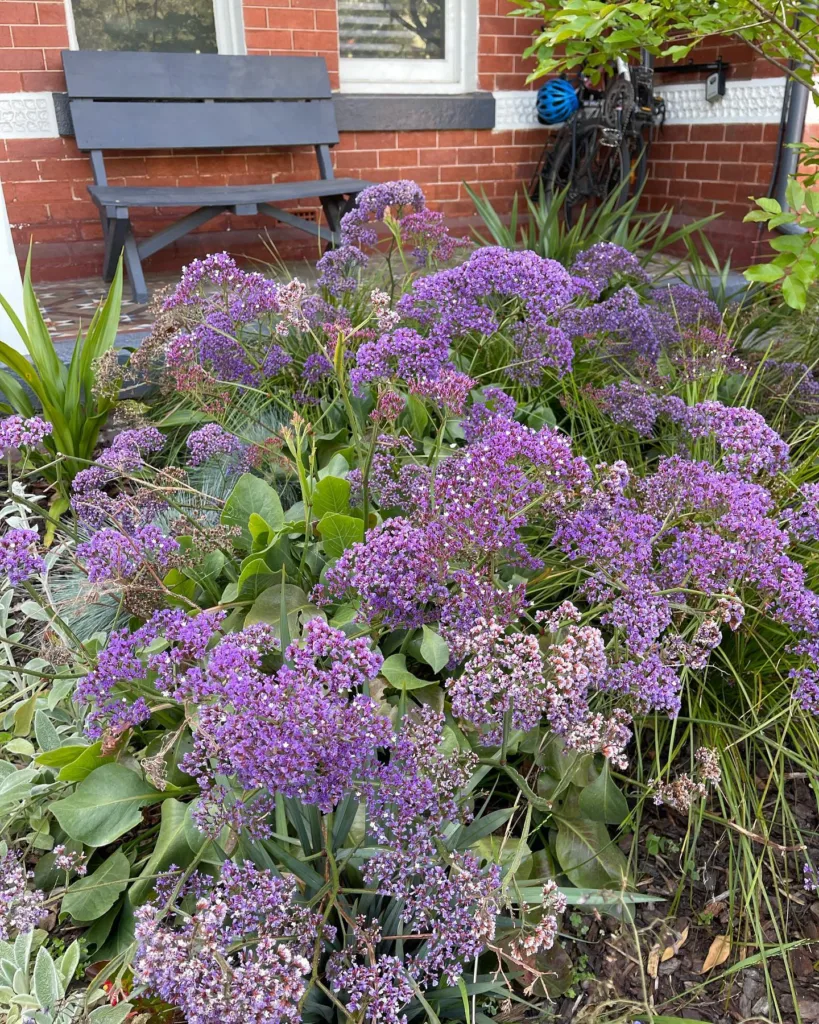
[338,0,477,94]
[63,0,246,55]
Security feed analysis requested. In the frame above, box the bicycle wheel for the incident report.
[543,120,630,226]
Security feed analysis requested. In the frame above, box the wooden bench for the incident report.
[62,51,371,302]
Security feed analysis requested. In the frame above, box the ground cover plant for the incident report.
[1,181,819,1023]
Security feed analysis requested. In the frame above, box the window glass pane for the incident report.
[338,0,445,60]
[72,0,217,52]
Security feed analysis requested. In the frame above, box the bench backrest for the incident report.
[63,51,340,151]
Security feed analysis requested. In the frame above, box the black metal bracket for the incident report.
[653,58,730,76]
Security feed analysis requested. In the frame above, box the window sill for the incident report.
[334,92,495,132]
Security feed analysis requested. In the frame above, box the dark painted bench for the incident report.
[62,51,371,302]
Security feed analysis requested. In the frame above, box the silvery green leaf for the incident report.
[32,947,62,1008]
[34,713,60,753]
[19,602,51,623]
[0,769,37,810]
[87,1003,134,1023]
[55,941,79,986]
[47,678,76,710]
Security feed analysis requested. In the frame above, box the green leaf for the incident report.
[33,711,60,752]
[786,177,806,211]
[577,761,629,824]
[743,263,784,283]
[755,196,782,214]
[380,653,429,691]
[130,799,192,904]
[769,235,808,254]
[237,557,278,600]
[312,475,351,518]
[32,946,62,1008]
[782,274,808,310]
[221,474,284,549]
[57,743,112,783]
[0,768,37,812]
[554,816,629,888]
[55,940,80,986]
[87,1003,134,1024]
[62,851,130,922]
[419,626,450,674]
[245,583,324,637]
[51,763,164,847]
[35,744,92,769]
[316,512,364,559]
[13,692,38,737]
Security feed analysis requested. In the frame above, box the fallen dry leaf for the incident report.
[700,933,731,973]
[647,944,661,978]
[661,923,689,963]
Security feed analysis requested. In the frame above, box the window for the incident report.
[65,0,245,54]
[338,0,476,93]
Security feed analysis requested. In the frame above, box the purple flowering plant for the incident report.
[5,179,819,1022]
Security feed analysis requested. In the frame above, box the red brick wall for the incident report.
[0,2,786,279]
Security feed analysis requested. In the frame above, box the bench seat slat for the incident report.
[62,51,332,100]
[72,99,340,151]
[89,179,371,208]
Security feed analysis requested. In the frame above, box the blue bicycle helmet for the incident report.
[536,78,580,125]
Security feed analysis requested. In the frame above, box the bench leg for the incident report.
[319,196,343,245]
[102,215,128,282]
[123,230,148,304]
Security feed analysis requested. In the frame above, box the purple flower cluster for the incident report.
[362,707,501,989]
[135,862,321,1024]
[350,327,451,397]
[179,618,391,826]
[72,428,168,528]
[596,384,790,477]
[0,414,52,455]
[784,482,819,543]
[77,524,181,583]
[315,517,450,629]
[76,607,225,737]
[447,616,546,743]
[341,179,426,247]
[409,367,476,415]
[655,282,722,328]
[555,455,819,713]
[398,246,588,383]
[561,285,669,362]
[316,244,369,296]
[0,527,45,585]
[0,849,47,939]
[399,208,471,267]
[187,423,247,467]
[570,242,650,293]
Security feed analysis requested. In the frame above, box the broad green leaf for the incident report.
[237,557,278,600]
[221,474,284,548]
[554,816,629,888]
[316,512,363,558]
[755,196,782,214]
[32,946,62,1008]
[4,737,34,757]
[782,274,808,310]
[130,799,192,904]
[449,808,514,850]
[743,263,784,283]
[35,744,92,769]
[419,626,450,674]
[474,835,533,879]
[62,851,130,922]
[578,760,629,824]
[380,653,429,691]
[786,177,806,211]
[245,583,324,636]
[57,743,112,783]
[51,763,164,847]
[312,475,352,518]
[769,235,808,254]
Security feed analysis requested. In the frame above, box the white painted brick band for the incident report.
[494,77,791,131]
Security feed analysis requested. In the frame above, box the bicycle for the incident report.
[530,60,666,225]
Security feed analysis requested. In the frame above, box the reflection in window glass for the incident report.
[71,0,217,52]
[338,0,445,60]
